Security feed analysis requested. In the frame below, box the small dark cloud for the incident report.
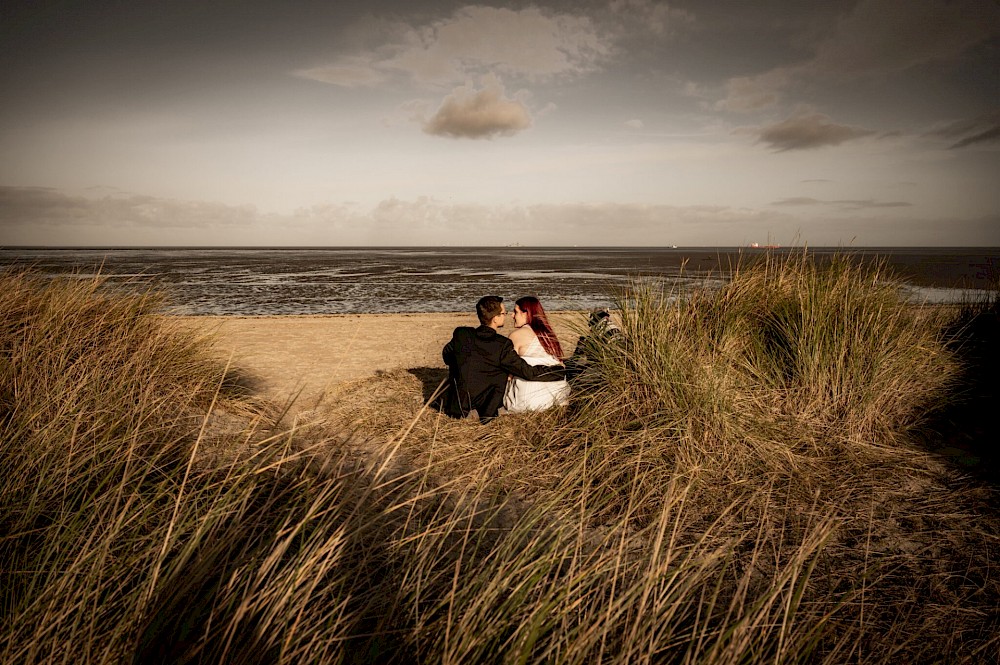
[759,113,874,151]
[772,197,822,206]
[771,195,911,210]
[950,124,1000,149]
[423,77,532,139]
[832,199,911,210]
[928,110,1000,149]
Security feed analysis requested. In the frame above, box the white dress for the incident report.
[503,333,571,412]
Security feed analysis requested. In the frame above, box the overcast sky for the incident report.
[1,0,997,246]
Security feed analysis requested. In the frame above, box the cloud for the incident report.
[714,0,999,114]
[0,187,374,245]
[771,197,822,206]
[294,56,387,88]
[384,201,796,245]
[423,76,532,139]
[609,0,694,37]
[3,188,995,247]
[771,196,912,209]
[809,0,1000,79]
[0,187,794,245]
[624,119,644,129]
[296,5,613,88]
[758,113,875,151]
[928,110,1000,148]
[716,70,791,113]
[838,199,912,209]
[951,125,1000,149]
[0,186,265,229]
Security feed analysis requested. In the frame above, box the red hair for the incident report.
[515,296,563,359]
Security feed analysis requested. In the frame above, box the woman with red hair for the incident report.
[504,296,571,412]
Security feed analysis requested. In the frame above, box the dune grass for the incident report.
[1,257,998,664]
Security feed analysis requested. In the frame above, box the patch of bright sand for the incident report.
[177,312,587,404]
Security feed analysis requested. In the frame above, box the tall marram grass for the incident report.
[2,257,998,664]
[567,253,960,514]
[529,253,999,661]
[0,272,256,661]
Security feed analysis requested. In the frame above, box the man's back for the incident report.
[442,325,513,420]
[442,324,563,422]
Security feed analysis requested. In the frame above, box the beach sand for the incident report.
[178,312,588,404]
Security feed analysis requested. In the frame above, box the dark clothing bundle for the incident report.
[441,325,565,423]
[566,314,622,382]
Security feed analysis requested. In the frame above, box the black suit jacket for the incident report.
[441,325,565,422]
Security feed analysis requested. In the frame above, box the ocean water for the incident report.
[1,247,996,315]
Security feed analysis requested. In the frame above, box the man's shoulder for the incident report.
[453,324,500,336]
[452,325,510,350]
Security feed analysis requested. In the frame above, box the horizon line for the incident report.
[3,244,999,251]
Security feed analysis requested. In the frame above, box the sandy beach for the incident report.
[178,311,588,402]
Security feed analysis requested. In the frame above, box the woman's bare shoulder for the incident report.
[509,326,534,341]
[508,326,535,353]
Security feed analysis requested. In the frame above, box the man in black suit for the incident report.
[440,295,566,423]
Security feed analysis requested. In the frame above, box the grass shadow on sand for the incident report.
[220,364,266,397]
[406,366,449,405]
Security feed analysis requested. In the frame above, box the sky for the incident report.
[1,0,998,247]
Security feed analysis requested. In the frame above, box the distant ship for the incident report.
[749,242,781,249]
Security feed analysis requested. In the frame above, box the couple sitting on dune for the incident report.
[440,295,570,423]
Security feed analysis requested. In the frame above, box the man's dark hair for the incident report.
[476,295,504,325]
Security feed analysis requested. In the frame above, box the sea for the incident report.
[1,247,996,316]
